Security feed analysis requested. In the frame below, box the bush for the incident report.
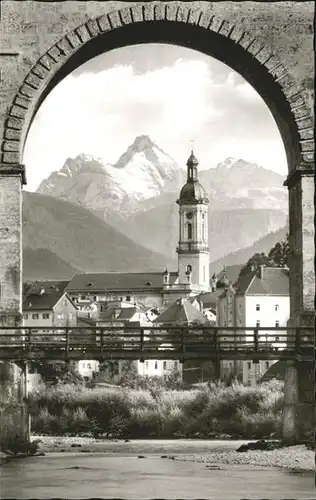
[29,379,284,439]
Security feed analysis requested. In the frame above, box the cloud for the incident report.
[23,45,287,191]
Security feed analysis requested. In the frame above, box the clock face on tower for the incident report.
[186,212,193,220]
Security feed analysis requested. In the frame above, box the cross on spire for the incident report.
[190,139,195,154]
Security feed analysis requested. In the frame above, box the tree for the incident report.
[268,233,289,267]
[239,252,275,276]
[240,234,290,277]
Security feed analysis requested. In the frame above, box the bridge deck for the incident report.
[0,326,314,361]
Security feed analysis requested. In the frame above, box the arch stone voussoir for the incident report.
[0,4,314,170]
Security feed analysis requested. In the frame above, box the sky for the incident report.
[23,44,288,192]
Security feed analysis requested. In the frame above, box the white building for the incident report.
[138,344,182,378]
[217,266,290,386]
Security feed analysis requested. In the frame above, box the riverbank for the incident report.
[29,435,315,471]
[170,445,315,471]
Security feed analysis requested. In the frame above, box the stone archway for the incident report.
[0,2,314,444]
[1,4,314,173]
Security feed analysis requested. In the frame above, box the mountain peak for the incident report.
[115,135,159,169]
[131,135,156,151]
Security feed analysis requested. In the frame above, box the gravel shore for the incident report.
[31,436,315,471]
[170,445,315,471]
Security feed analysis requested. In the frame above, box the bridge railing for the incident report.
[0,326,314,360]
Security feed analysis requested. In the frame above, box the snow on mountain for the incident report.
[37,135,184,217]
[37,137,287,222]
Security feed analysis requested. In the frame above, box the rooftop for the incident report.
[65,272,178,292]
[154,298,208,325]
[23,290,68,311]
[235,267,289,296]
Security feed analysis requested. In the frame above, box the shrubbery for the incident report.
[29,379,284,439]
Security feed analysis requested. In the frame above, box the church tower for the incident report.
[176,151,210,292]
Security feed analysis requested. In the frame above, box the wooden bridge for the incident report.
[0,326,314,362]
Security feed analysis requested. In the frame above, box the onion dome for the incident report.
[177,150,208,204]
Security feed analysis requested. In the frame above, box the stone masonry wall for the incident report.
[0,1,314,167]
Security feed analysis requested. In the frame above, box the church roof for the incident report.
[65,272,178,293]
[154,298,208,325]
[177,150,208,204]
[178,181,208,204]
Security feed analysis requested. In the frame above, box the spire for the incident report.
[186,149,199,182]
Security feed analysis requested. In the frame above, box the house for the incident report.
[23,286,78,330]
[216,266,290,386]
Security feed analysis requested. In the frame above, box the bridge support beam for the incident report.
[282,311,315,444]
[282,169,315,444]
[0,359,30,449]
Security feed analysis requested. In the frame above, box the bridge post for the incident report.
[282,170,315,444]
[0,165,30,449]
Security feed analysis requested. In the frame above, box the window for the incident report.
[248,362,251,370]
[187,223,192,240]
[203,266,206,282]
[265,361,269,370]
[163,361,167,370]
[57,313,64,320]
[87,363,92,369]
[256,304,260,311]
[275,320,280,327]
[23,314,28,320]
[126,295,131,302]
[275,304,279,311]
[64,300,67,306]
[154,361,158,370]
[42,313,49,319]
[145,361,148,369]
[93,296,97,301]
[275,336,280,342]
[174,361,178,369]
[82,362,85,369]
[256,320,260,327]
[32,313,39,320]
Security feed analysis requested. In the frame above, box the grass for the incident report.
[29,379,284,439]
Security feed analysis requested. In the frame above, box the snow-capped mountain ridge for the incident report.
[36,135,287,219]
[37,135,185,217]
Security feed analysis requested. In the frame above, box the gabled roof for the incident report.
[154,298,208,325]
[65,272,178,293]
[235,267,289,296]
[247,267,289,296]
[234,272,256,295]
[23,290,68,311]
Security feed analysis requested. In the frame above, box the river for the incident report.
[1,444,315,499]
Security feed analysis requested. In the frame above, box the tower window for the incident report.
[187,223,192,239]
[154,361,158,370]
[256,304,260,311]
[203,266,206,282]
